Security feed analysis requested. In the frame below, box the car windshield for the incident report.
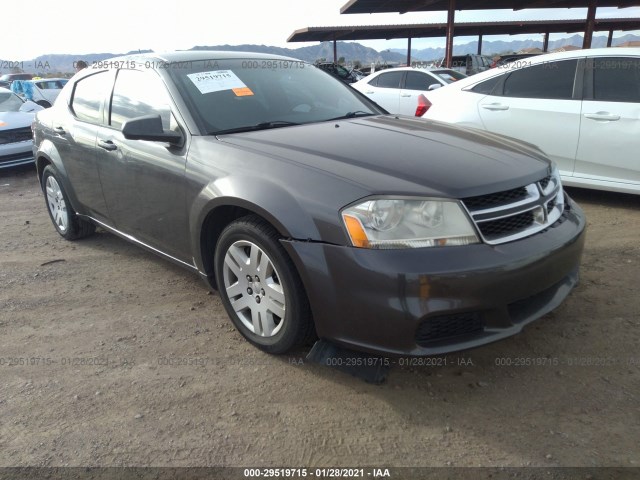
[168,58,381,135]
[0,90,24,112]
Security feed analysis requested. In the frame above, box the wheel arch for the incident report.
[195,196,314,290]
[35,141,84,213]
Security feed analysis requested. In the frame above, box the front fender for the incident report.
[189,174,322,273]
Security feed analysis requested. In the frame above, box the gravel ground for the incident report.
[1,164,639,473]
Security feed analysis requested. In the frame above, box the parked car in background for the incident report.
[491,52,542,68]
[435,54,493,76]
[23,78,69,107]
[0,73,34,89]
[352,67,467,116]
[32,51,585,357]
[422,48,640,195]
[315,62,361,83]
[0,87,43,169]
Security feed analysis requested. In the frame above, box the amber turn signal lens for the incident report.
[343,214,370,248]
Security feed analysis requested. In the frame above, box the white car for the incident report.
[11,78,68,108]
[352,67,467,116]
[0,88,43,168]
[422,48,640,195]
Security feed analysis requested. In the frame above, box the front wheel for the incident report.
[214,215,314,354]
[42,165,95,240]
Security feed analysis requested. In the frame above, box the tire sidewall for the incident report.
[214,221,302,354]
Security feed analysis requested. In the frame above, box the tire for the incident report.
[214,215,314,354]
[36,101,51,108]
[42,165,95,240]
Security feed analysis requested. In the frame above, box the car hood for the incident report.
[0,111,35,130]
[216,115,551,199]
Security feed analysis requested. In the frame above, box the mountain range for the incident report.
[391,33,640,60]
[2,33,638,75]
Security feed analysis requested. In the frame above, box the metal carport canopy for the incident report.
[287,18,640,64]
[287,18,640,41]
[339,0,640,66]
[340,0,639,14]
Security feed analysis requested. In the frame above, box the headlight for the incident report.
[341,198,480,249]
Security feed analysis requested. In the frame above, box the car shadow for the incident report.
[566,186,640,210]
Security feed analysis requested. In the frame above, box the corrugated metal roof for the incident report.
[340,0,640,15]
[288,18,640,42]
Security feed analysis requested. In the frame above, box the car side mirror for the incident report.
[428,83,442,91]
[122,115,182,144]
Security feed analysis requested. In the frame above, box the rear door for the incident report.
[399,71,439,116]
[574,56,640,189]
[57,70,113,221]
[476,58,582,177]
[357,70,404,113]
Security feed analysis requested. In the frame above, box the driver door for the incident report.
[96,68,191,262]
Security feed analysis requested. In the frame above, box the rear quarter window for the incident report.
[471,74,503,95]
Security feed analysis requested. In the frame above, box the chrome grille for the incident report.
[462,172,564,245]
[539,174,552,191]
[463,186,528,210]
[478,210,535,238]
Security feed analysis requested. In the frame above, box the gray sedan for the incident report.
[32,51,585,356]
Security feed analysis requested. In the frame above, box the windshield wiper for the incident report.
[326,111,376,121]
[212,120,300,135]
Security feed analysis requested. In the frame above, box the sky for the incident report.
[3,0,640,59]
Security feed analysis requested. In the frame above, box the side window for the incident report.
[503,59,578,100]
[471,75,503,95]
[71,71,112,124]
[375,71,404,89]
[592,57,640,103]
[404,71,434,91]
[110,69,176,130]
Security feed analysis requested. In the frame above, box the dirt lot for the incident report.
[1,164,639,472]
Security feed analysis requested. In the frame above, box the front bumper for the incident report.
[283,197,586,356]
[0,140,35,169]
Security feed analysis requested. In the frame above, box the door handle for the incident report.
[53,126,66,135]
[584,112,620,122]
[97,139,117,151]
[481,103,509,111]
[400,93,412,97]
[364,91,374,94]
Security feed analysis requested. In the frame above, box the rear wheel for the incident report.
[214,215,314,354]
[42,165,95,240]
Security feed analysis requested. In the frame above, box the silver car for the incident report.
[0,87,43,169]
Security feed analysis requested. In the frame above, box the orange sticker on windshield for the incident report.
[233,87,254,96]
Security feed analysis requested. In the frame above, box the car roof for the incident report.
[31,78,68,82]
[114,50,301,64]
[433,47,640,90]
[367,66,451,73]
